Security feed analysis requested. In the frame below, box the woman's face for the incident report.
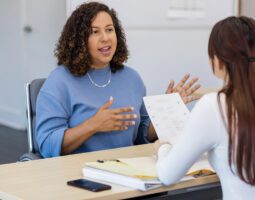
[88,11,117,69]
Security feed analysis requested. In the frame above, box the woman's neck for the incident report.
[91,63,109,69]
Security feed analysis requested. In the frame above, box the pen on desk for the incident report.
[96,159,120,163]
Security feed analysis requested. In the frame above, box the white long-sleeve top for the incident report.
[156,93,255,200]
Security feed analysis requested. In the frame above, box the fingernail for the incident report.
[134,114,137,118]
[109,96,113,101]
[132,121,135,125]
[131,107,134,110]
[125,127,128,130]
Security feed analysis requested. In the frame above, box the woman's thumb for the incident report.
[101,96,113,110]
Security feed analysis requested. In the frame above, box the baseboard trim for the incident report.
[0,119,26,130]
[0,106,26,130]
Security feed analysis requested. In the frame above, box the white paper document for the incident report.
[143,93,190,143]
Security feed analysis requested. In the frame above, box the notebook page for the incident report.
[143,93,190,143]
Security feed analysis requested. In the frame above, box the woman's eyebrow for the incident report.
[91,24,113,28]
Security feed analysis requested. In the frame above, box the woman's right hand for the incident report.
[87,97,137,133]
[62,97,137,155]
[166,74,201,104]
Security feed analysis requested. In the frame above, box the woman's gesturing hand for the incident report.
[88,97,137,133]
[166,73,201,104]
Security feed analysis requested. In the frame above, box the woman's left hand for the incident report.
[166,73,201,104]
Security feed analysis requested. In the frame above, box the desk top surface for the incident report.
[0,144,219,200]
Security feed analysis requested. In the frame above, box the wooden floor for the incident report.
[0,124,28,164]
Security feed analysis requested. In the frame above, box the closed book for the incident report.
[82,156,214,191]
[83,157,161,191]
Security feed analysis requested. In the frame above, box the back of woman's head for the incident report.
[208,16,255,185]
[55,1,128,76]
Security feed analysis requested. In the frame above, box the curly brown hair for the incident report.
[54,2,129,76]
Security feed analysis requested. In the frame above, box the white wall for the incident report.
[0,0,25,129]
[23,0,66,81]
[126,28,214,95]
[0,0,66,129]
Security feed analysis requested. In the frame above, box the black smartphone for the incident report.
[67,179,111,192]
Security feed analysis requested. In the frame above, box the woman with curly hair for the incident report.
[156,16,255,199]
[36,1,200,158]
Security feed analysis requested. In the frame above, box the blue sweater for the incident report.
[36,65,150,158]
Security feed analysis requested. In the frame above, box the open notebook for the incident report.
[83,156,214,191]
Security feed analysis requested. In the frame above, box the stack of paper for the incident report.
[83,156,214,191]
[83,156,161,191]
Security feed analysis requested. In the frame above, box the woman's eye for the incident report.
[106,28,114,32]
[92,30,98,34]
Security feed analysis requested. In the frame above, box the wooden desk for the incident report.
[0,144,219,200]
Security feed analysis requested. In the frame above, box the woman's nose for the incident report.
[100,31,109,42]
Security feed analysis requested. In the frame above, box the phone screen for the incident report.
[67,179,111,192]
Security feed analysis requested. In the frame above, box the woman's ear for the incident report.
[218,60,225,70]
[213,56,227,80]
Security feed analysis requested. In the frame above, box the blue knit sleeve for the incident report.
[135,101,150,144]
[35,91,68,158]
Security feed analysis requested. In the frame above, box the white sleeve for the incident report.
[156,94,221,185]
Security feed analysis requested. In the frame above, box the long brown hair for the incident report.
[208,16,255,185]
[54,2,128,76]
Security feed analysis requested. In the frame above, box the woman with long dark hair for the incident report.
[156,16,255,199]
